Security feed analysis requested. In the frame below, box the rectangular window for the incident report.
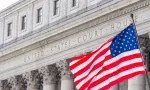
[54,0,59,15]
[7,23,12,37]
[21,15,27,30]
[37,8,43,23]
[72,0,77,7]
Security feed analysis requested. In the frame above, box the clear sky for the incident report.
[0,0,19,11]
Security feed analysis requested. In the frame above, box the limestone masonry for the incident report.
[0,0,150,90]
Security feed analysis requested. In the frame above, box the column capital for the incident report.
[23,71,39,90]
[8,76,22,90]
[4,80,11,90]
[139,37,150,52]
[39,64,58,84]
[56,60,73,80]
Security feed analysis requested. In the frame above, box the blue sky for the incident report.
[0,0,19,11]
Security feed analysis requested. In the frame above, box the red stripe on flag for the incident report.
[70,54,85,62]
[73,47,110,77]
[70,53,92,71]
[88,62,145,89]
[99,71,146,90]
[76,53,142,90]
[70,39,111,64]
[69,28,146,90]
[74,55,112,88]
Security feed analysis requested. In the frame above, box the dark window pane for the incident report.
[21,15,27,30]
[54,0,59,15]
[72,0,77,7]
[37,8,42,23]
[7,23,12,37]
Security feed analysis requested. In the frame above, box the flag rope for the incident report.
[130,13,150,90]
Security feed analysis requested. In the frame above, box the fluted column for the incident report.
[128,46,146,90]
[57,60,74,90]
[119,80,128,90]
[128,74,146,90]
[23,72,39,90]
[143,49,150,90]
[109,85,119,90]
[0,81,3,90]
[39,65,58,90]
[145,52,150,90]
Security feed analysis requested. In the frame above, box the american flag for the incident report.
[69,24,146,90]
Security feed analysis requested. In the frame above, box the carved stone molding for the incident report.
[39,64,58,85]
[1,0,150,84]
[1,0,150,62]
[56,60,73,80]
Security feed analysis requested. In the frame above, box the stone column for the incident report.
[0,81,3,90]
[128,74,146,90]
[57,60,74,90]
[119,80,128,90]
[110,85,119,90]
[23,71,39,90]
[128,46,146,90]
[39,65,58,90]
[144,49,150,90]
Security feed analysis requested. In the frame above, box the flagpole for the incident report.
[131,13,150,90]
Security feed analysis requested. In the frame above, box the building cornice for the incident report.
[0,0,35,18]
[0,0,148,60]
[0,0,150,80]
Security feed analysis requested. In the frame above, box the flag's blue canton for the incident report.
[110,24,139,57]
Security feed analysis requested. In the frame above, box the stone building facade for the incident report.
[0,0,150,90]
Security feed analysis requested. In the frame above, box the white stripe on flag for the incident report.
[91,67,145,90]
[75,50,110,88]
[75,49,142,89]
[78,58,142,89]
[104,49,141,66]
[71,42,112,74]
[70,56,85,66]
[74,50,110,81]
